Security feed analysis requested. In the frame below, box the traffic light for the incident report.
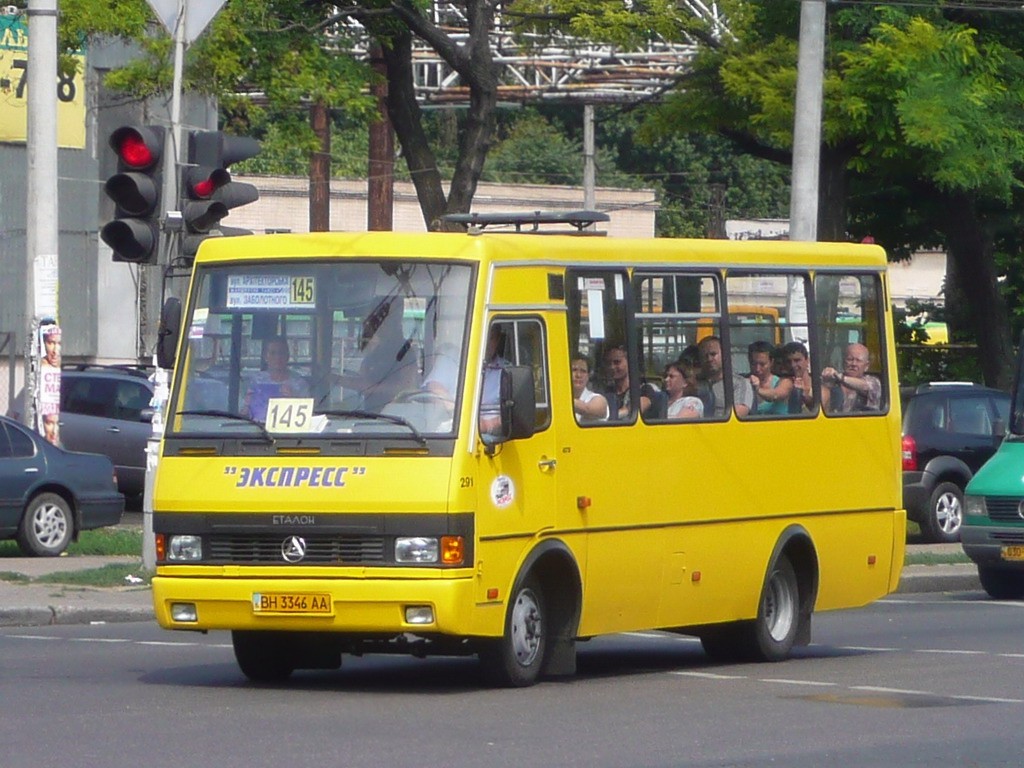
[181,130,261,258]
[100,125,166,264]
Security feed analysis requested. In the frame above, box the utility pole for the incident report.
[789,0,826,242]
[25,0,59,431]
[583,104,596,213]
[368,43,394,231]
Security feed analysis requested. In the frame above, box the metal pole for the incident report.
[25,0,59,431]
[789,0,826,242]
[163,0,186,215]
[583,104,596,212]
[144,0,186,572]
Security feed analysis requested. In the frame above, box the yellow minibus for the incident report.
[151,214,904,686]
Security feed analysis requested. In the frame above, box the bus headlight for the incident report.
[964,495,987,518]
[167,535,203,562]
[395,537,439,563]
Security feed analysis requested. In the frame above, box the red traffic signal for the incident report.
[181,130,262,259]
[102,125,166,264]
[109,125,163,170]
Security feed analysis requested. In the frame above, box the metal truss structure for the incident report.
[343,1,729,105]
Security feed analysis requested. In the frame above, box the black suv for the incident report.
[901,383,1010,543]
[11,365,155,503]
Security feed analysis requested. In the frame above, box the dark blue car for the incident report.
[0,415,124,556]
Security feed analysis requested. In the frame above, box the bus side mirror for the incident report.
[156,297,181,370]
[481,365,536,450]
[505,365,536,440]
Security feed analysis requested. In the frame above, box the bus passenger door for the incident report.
[474,318,561,578]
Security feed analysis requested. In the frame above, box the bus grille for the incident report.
[983,497,1024,523]
[206,535,387,564]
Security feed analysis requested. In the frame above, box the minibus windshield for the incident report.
[168,259,474,440]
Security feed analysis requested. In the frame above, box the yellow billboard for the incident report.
[0,16,86,149]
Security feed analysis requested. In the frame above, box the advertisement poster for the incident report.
[0,16,86,148]
[37,323,61,446]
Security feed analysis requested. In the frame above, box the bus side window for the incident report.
[814,273,888,416]
[566,269,630,426]
[727,271,812,419]
[480,317,550,435]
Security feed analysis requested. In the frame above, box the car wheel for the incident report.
[16,492,74,556]
[921,481,963,543]
[232,631,295,682]
[479,575,546,687]
[978,567,1024,600]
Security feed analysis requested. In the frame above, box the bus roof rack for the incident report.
[441,210,610,235]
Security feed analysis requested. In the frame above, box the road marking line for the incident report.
[915,649,986,655]
[68,637,130,643]
[671,671,747,680]
[4,634,60,641]
[137,640,206,647]
[835,645,899,652]
[761,678,837,687]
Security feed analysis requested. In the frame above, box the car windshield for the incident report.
[167,260,474,440]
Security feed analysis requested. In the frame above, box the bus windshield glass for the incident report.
[169,260,474,440]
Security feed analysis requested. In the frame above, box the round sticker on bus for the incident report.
[490,475,515,509]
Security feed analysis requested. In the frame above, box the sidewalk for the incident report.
[0,544,981,629]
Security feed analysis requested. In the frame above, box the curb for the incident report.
[896,565,980,594]
[0,605,154,628]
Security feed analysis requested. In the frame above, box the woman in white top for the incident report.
[571,357,609,423]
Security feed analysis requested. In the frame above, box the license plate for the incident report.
[252,592,332,614]
[1000,545,1024,562]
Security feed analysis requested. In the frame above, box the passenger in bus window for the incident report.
[602,344,656,420]
[821,342,882,413]
[677,396,704,419]
[243,337,310,422]
[664,362,690,419]
[697,336,753,418]
[679,346,702,395]
[571,357,609,423]
[782,341,813,412]
[748,340,793,415]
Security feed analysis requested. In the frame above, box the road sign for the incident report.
[145,0,226,45]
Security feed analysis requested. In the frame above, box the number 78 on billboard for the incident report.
[0,15,86,149]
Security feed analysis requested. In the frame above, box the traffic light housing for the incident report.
[100,125,165,264]
[181,131,261,258]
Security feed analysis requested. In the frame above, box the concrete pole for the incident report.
[25,0,60,430]
[789,0,826,242]
[583,104,596,212]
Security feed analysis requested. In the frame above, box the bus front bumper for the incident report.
[152,571,499,637]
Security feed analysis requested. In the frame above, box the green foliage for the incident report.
[0,526,141,558]
[482,112,584,186]
[34,563,151,588]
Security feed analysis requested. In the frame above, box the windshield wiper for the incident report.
[176,409,275,444]
[317,409,427,446]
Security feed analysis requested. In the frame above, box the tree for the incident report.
[631,2,1024,388]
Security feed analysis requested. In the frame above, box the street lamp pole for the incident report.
[790,0,826,242]
[25,0,60,430]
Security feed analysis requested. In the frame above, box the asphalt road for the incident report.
[1,591,1022,768]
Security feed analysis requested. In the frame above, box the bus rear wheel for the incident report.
[480,576,546,687]
[232,630,296,682]
[700,555,799,663]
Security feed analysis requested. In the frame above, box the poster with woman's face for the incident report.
[36,324,61,445]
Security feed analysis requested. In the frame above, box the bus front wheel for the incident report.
[232,630,296,682]
[480,576,547,687]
